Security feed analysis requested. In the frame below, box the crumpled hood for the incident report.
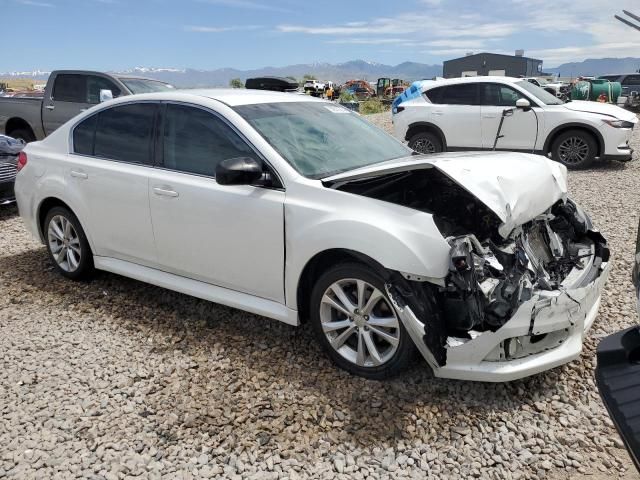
[562,100,638,122]
[323,151,568,238]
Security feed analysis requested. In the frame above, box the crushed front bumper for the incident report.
[389,255,611,383]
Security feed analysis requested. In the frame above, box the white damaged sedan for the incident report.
[15,90,610,382]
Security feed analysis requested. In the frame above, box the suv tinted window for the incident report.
[162,104,255,177]
[52,74,87,103]
[426,84,479,105]
[94,103,157,164]
[87,76,121,104]
[481,83,525,106]
[425,86,444,103]
[73,114,98,155]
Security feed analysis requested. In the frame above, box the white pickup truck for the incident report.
[0,70,174,142]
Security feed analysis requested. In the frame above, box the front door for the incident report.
[479,83,539,151]
[43,74,122,136]
[148,103,285,302]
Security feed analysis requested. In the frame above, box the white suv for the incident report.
[392,76,637,169]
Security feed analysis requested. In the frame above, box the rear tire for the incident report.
[8,128,36,143]
[309,262,415,379]
[43,206,94,280]
[551,129,597,169]
[408,131,443,154]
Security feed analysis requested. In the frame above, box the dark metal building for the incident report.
[443,51,543,78]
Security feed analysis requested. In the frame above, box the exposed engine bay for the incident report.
[335,168,609,336]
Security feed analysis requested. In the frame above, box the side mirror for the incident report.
[516,98,531,111]
[99,89,113,103]
[216,157,263,185]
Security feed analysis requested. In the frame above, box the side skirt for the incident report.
[93,256,300,326]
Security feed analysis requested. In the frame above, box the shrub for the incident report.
[338,90,356,103]
[359,99,385,115]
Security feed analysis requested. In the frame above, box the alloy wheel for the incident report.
[557,136,590,165]
[319,279,400,367]
[412,138,437,154]
[47,215,82,272]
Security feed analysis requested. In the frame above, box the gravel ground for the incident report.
[1,115,639,480]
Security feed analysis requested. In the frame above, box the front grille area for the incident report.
[0,158,17,184]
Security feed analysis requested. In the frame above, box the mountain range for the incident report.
[2,57,640,87]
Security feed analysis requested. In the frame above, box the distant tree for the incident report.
[303,74,315,80]
[229,78,244,88]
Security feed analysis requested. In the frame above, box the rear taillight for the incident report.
[16,152,27,172]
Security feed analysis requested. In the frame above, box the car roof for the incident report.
[423,76,523,89]
[105,88,324,107]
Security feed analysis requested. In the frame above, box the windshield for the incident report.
[120,78,175,94]
[234,102,411,178]
[516,80,564,105]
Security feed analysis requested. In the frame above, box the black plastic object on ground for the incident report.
[595,325,640,472]
[244,77,299,92]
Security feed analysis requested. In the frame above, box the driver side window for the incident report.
[481,83,525,107]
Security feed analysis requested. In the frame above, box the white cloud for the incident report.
[276,1,640,65]
[326,38,408,45]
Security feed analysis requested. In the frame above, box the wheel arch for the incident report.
[405,122,447,150]
[5,117,36,139]
[296,249,390,324]
[543,123,604,157]
[37,197,76,242]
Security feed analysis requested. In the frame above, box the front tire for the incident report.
[310,263,415,379]
[551,129,597,169]
[44,207,94,280]
[408,131,443,154]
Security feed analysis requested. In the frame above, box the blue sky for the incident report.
[2,0,640,72]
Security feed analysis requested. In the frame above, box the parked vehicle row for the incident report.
[0,70,175,142]
[392,76,637,169]
[15,89,610,382]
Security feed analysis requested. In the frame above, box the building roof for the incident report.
[444,52,543,63]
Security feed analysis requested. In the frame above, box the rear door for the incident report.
[69,102,158,265]
[479,83,539,151]
[43,74,122,135]
[148,103,285,302]
[426,83,482,148]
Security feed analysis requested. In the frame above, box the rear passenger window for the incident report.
[94,103,157,164]
[52,74,87,103]
[425,85,479,105]
[440,84,479,105]
[425,86,444,103]
[73,114,98,155]
[162,104,256,177]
